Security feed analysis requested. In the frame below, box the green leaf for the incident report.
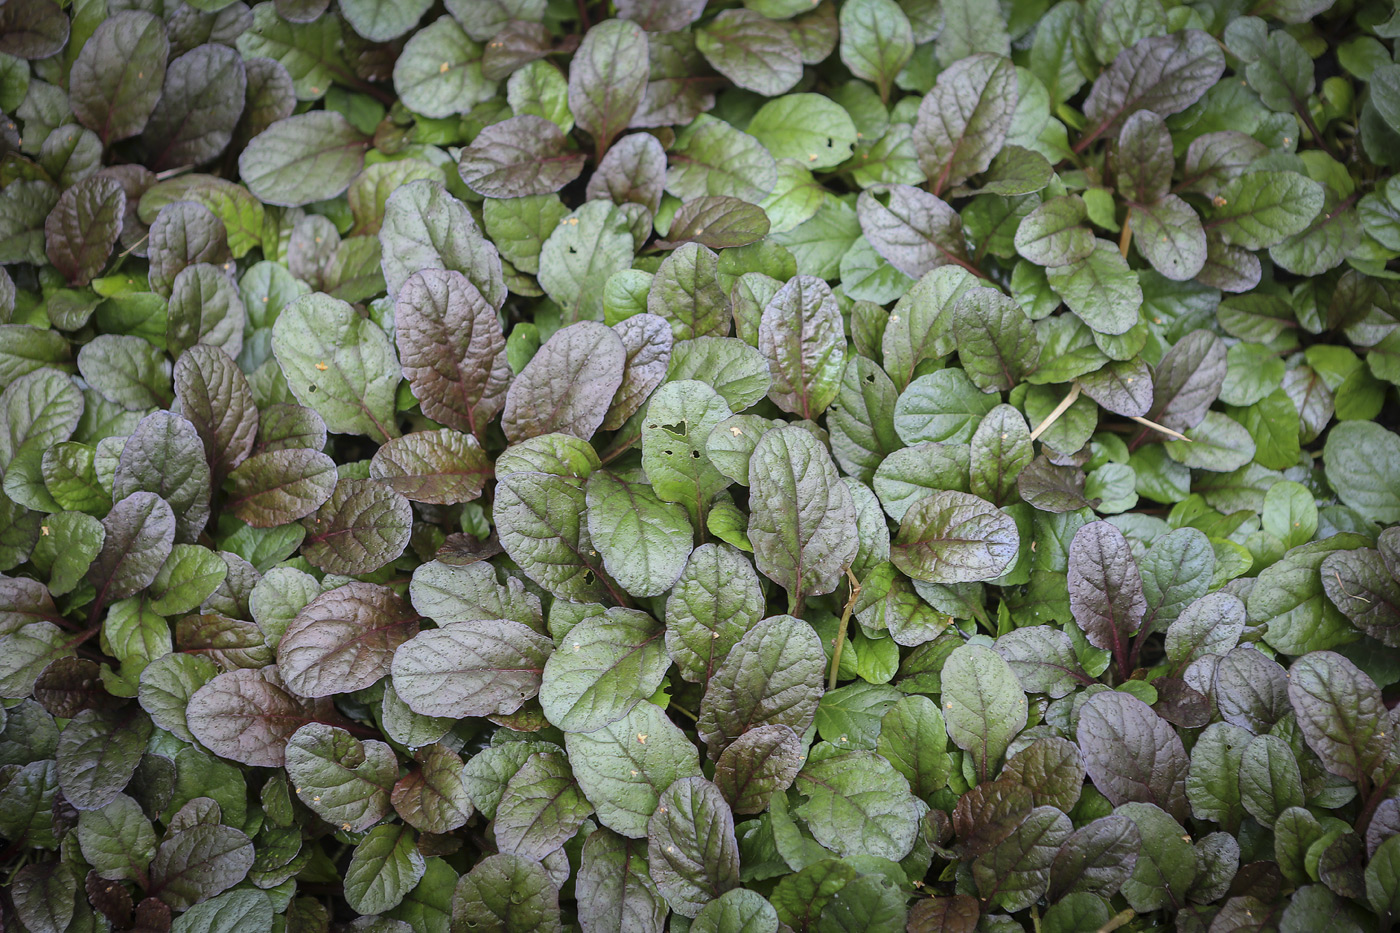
[692,888,779,933]
[1014,195,1095,267]
[495,469,611,601]
[952,287,1040,392]
[391,15,492,118]
[171,889,273,933]
[748,425,858,604]
[1045,240,1142,336]
[795,749,921,860]
[540,606,668,732]
[1114,802,1198,914]
[969,405,1033,507]
[339,0,433,41]
[226,448,338,527]
[1238,733,1304,828]
[1366,835,1400,918]
[815,682,901,748]
[641,380,733,529]
[565,700,702,840]
[44,176,126,288]
[666,337,772,412]
[1323,422,1400,524]
[1208,171,1326,250]
[460,740,559,820]
[584,472,693,599]
[239,112,371,207]
[892,490,1018,584]
[577,830,668,933]
[941,643,1027,781]
[284,722,396,831]
[876,695,950,801]
[1287,650,1390,784]
[451,853,562,933]
[392,618,552,719]
[77,793,157,883]
[648,777,740,918]
[666,117,778,203]
[344,823,425,915]
[272,292,400,442]
[1253,536,1370,655]
[300,477,411,575]
[409,559,542,633]
[828,355,903,485]
[759,275,846,420]
[537,200,636,323]
[696,10,802,97]
[380,180,505,307]
[569,19,650,158]
[697,614,826,759]
[857,184,971,280]
[649,242,729,341]
[143,44,246,171]
[839,0,914,103]
[75,334,170,412]
[748,94,858,170]
[0,181,60,266]
[494,750,593,859]
[914,54,1018,195]
[458,115,587,198]
[138,652,217,744]
[881,266,977,389]
[665,542,765,685]
[149,823,254,911]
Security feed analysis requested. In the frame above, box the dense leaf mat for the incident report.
[1,0,1400,930]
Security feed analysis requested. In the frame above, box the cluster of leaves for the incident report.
[3,0,1400,930]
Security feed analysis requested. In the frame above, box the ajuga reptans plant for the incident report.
[2,0,1400,930]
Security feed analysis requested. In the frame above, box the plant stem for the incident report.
[1118,213,1133,258]
[1096,909,1136,933]
[1029,382,1081,442]
[828,568,862,691]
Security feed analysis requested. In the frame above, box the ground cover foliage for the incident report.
[3,0,1400,930]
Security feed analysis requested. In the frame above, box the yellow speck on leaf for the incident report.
[316,362,329,371]
[637,733,648,744]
